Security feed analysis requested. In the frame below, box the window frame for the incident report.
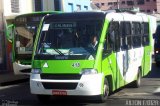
[132,22,142,48]
[142,22,150,46]
[120,21,132,50]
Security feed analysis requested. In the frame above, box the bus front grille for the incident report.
[40,74,81,80]
[42,82,78,90]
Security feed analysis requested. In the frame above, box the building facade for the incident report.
[62,0,91,12]
[3,0,33,20]
[91,0,159,13]
[33,0,92,12]
[0,0,34,72]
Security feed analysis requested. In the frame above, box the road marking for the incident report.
[154,87,160,92]
[0,85,19,90]
[115,92,151,96]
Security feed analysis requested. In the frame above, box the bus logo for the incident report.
[43,62,48,68]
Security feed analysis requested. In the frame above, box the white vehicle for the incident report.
[6,12,60,75]
[30,10,153,102]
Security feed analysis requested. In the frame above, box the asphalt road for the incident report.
[0,63,160,106]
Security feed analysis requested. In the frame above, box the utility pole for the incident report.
[117,0,120,9]
[0,0,5,69]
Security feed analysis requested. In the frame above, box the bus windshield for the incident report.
[37,19,103,59]
[15,24,36,54]
[15,14,47,55]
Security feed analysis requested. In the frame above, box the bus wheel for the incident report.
[37,95,51,104]
[131,69,141,88]
[98,78,109,102]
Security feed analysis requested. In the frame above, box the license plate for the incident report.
[52,90,67,96]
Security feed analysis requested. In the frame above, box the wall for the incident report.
[156,0,160,13]
[19,0,33,13]
[34,0,92,12]
[92,0,158,13]
[42,0,55,11]
[62,0,91,12]
[0,0,7,71]
[3,0,33,17]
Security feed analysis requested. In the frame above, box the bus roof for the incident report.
[43,10,150,22]
[14,11,62,25]
[15,11,62,19]
[44,12,106,21]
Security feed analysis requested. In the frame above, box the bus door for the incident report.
[119,21,132,85]
[102,21,121,90]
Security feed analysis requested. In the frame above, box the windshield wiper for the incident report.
[54,48,64,56]
[40,43,64,55]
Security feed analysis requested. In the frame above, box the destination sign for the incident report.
[15,15,44,25]
[51,22,76,29]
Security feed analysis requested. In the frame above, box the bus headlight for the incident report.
[31,69,41,74]
[81,69,98,75]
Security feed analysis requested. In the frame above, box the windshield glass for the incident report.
[37,19,103,59]
[15,24,37,54]
[14,14,45,55]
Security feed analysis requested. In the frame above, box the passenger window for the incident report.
[107,21,120,52]
[132,22,142,48]
[120,22,126,50]
[120,22,132,50]
[125,22,132,49]
[113,22,120,52]
[125,22,131,35]
[106,26,114,51]
[142,22,149,46]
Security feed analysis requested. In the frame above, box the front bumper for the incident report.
[30,73,103,96]
[13,62,31,75]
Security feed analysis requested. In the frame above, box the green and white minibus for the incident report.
[30,11,153,102]
[7,11,60,75]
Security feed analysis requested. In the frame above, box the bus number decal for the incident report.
[72,62,80,68]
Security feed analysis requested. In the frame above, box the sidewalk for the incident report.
[0,71,29,86]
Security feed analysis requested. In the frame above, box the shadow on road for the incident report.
[17,96,103,106]
[145,63,160,78]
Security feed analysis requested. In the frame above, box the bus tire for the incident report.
[37,95,51,104]
[131,68,141,88]
[98,78,109,102]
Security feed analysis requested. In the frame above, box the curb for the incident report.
[0,78,29,86]
[0,72,29,86]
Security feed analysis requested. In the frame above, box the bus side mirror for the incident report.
[6,24,14,43]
